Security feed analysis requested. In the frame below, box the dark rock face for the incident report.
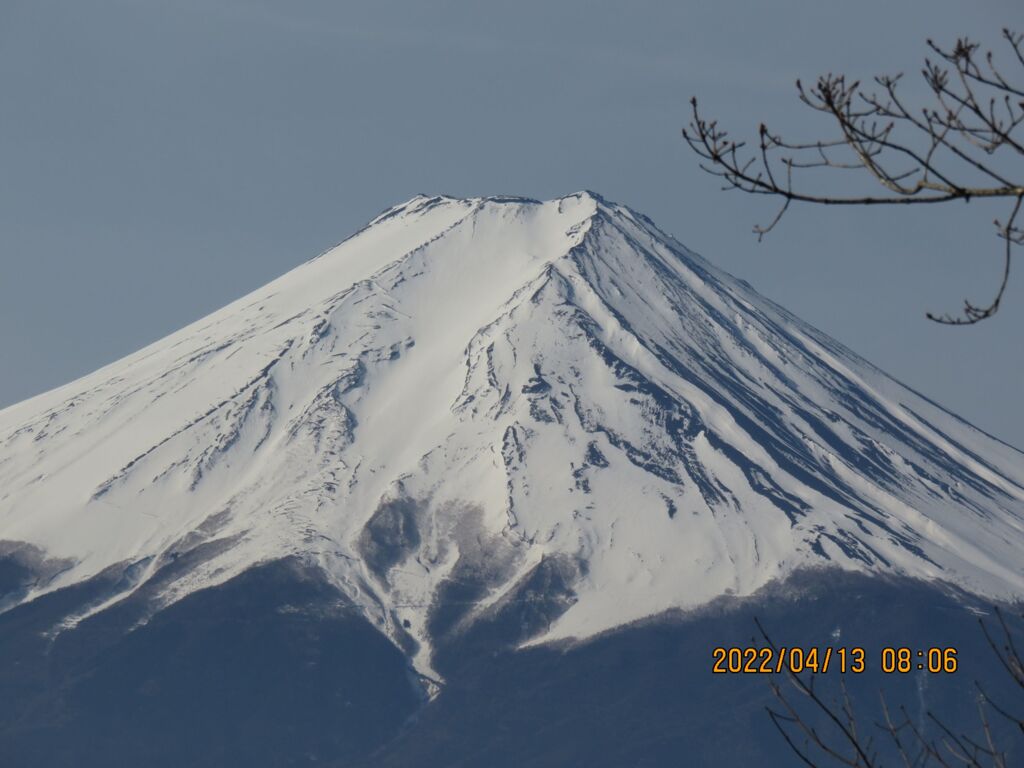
[357,497,424,582]
[0,561,1020,768]
[0,558,422,768]
[0,542,73,613]
[430,553,584,677]
[369,572,1023,768]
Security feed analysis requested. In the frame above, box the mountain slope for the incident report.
[1,191,1022,680]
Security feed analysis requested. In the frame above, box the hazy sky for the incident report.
[2,0,1022,447]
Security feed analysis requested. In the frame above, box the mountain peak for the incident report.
[1,193,1022,679]
[385,190,611,215]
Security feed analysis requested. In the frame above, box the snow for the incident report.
[1,190,1022,679]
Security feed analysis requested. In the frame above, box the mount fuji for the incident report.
[1,192,1022,767]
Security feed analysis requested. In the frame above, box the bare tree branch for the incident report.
[683,31,1024,324]
[755,608,1023,767]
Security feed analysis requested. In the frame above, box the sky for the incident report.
[1,0,1022,448]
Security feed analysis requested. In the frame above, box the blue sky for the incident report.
[2,0,1022,446]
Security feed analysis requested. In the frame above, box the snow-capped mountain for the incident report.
[1,191,1022,681]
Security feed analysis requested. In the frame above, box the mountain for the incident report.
[1,192,1022,766]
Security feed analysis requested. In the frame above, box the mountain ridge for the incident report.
[1,191,1022,680]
